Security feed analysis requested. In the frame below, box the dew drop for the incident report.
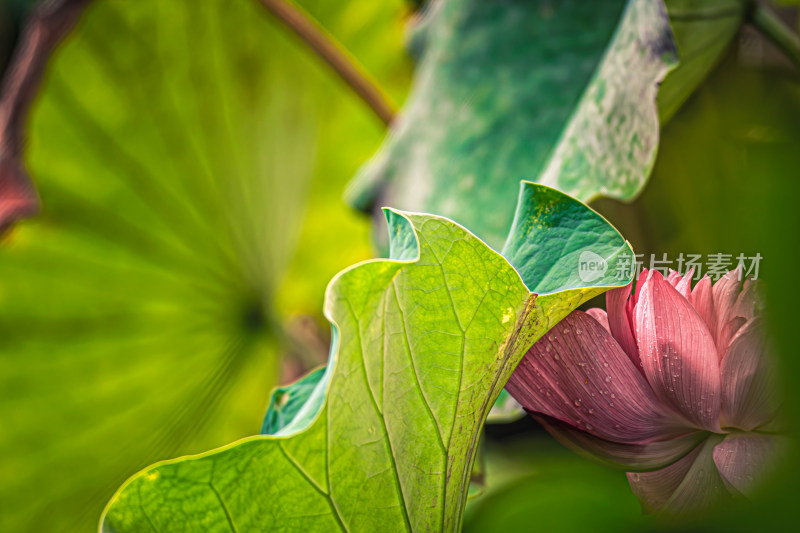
[545,344,552,352]
[605,376,612,383]
[585,424,593,430]
[588,408,595,415]
[576,328,582,335]
[574,399,582,407]
[554,354,560,360]
[602,362,609,368]
[563,328,570,334]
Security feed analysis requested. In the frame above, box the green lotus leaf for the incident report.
[348,0,745,249]
[101,182,634,532]
[658,0,746,121]
[261,366,329,437]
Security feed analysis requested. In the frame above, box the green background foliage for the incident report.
[0,0,408,531]
[1,0,799,531]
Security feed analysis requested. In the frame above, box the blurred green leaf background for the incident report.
[1,0,799,531]
[0,0,409,530]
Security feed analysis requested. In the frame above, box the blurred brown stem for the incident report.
[749,1,800,70]
[256,0,395,126]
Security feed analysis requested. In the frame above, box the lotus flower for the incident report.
[507,267,782,514]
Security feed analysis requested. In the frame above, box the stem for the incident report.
[748,1,800,70]
[256,0,395,125]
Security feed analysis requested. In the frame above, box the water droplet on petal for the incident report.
[573,399,582,407]
[605,376,612,383]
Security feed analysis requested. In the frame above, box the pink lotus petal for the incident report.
[585,308,610,332]
[732,279,762,323]
[627,435,729,514]
[507,311,681,444]
[535,414,706,471]
[691,275,717,345]
[666,270,681,286]
[632,268,649,307]
[713,266,743,342]
[625,269,648,333]
[634,272,721,432]
[713,433,783,498]
[627,442,701,513]
[606,284,640,368]
[674,268,694,301]
[718,316,747,357]
[720,319,776,431]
